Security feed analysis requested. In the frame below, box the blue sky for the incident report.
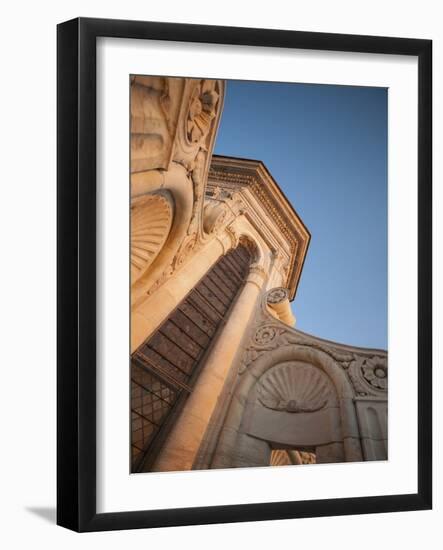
[214,80,387,350]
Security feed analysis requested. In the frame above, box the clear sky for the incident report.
[213,80,387,350]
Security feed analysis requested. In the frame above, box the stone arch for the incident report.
[211,344,362,469]
[237,232,265,268]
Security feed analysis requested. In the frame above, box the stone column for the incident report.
[151,264,268,472]
[131,232,235,353]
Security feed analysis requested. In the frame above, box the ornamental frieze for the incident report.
[238,299,388,397]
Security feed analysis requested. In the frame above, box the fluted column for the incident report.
[151,263,268,472]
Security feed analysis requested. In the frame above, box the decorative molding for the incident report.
[241,323,355,373]
[257,363,331,413]
[267,287,289,304]
[348,355,388,396]
[254,325,279,346]
[202,201,229,234]
[186,82,220,145]
[239,308,388,399]
[173,80,223,173]
[131,78,225,297]
[145,264,174,297]
[208,157,310,300]
[208,169,300,255]
[172,80,225,252]
[173,234,199,271]
[362,357,388,390]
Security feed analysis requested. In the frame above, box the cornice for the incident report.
[208,155,311,300]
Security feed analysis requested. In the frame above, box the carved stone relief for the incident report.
[130,78,226,300]
[347,355,388,396]
[269,449,316,466]
[202,201,229,234]
[186,82,220,145]
[173,80,222,172]
[173,234,200,271]
[239,322,352,375]
[267,287,289,304]
[361,357,388,390]
[269,449,291,466]
[257,363,331,413]
[238,293,388,400]
[130,192,174,284]
[270,449,316,466]
[253,325,279,346]
[207,158,311,301]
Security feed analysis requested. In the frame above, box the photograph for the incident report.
[129,75,388,474]
[0,2,435,543]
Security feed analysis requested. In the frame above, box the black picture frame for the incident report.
[57,17,432,532]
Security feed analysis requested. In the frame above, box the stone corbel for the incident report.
[202,200,229,235]
[265,287,296,327]
[203,186,245,236]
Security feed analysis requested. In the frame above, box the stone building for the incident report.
[130,76,388,474]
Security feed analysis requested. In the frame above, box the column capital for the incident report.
[216,226,239,255]
[246,263,268,290]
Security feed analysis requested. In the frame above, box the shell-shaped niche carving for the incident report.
[131,193,173,284]
[257,362,333,413]
[270,450,291,466]
[269,449,316,466]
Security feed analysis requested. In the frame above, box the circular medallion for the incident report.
[267,287,289,304]
[254,326,277,345]
[361,357,388,390]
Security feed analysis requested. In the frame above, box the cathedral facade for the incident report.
[130,76,388,474]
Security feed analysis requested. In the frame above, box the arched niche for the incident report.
[211,344,362,469]
[237,233,265,269]
[130,191,174,285]
[130,164,195,306]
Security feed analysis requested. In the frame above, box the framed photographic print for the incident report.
[57,17,432,531]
